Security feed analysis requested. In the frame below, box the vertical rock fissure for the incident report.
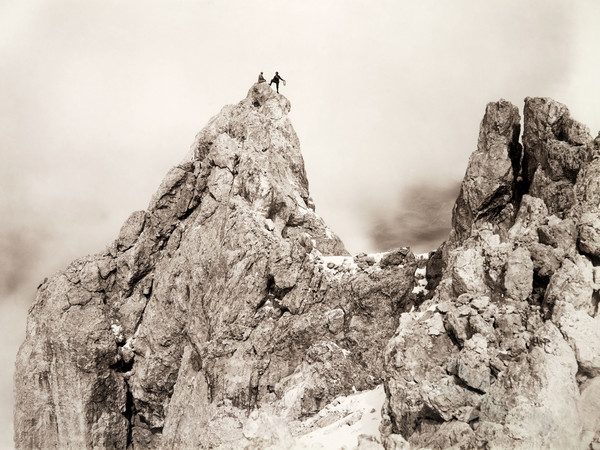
[123,382,134,449]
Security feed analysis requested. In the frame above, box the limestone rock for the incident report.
[576,155,600,258]
[508,194,548,244]
[545,255,594,313]
[579,212,600,257]
[504,246,533,301]
[522,97,593,217]
[452,100,521,241]
[451,247,488,296]
[522,97,592,184]
[546,255,600,375]
[382,97,600,449]
[384,297,581,449]
[380,247,410,267]
[14,83,417,449]
[580,378,600,448]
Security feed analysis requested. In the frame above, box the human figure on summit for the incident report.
[269,72,285,93]
[258,72,266,83]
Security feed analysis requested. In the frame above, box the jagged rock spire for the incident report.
[452,99,522,242]
[14,83,417,448]
[382,98,600,449]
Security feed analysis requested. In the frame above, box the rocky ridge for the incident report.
[382,97,600,449]
[14,86,600,449]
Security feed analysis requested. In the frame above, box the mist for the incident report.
[369,181,461,253]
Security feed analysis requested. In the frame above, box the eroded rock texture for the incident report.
[382,98,600,449]
[14,83,418,449]
[16,89,600,450]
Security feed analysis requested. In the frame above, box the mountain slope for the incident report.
[16,87,600,449]
[14,83,417,449]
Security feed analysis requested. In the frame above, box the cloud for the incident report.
[369,180,461,253]
[0,228,39,297]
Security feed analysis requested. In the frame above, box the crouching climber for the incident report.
[258,72,266,83]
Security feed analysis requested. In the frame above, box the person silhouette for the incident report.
[269,72,286,93]
[258,72,266,83]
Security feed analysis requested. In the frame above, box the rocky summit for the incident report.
[14,83,417,449]
[13,86,600,449]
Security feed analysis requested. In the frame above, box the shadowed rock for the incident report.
[452,100,521,242]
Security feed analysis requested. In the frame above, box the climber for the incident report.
[269,72,286,93]
[258,72,266,83]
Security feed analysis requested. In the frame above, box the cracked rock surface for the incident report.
[14,83,417,449]
[15,88,600,450]
[382,97,600,449]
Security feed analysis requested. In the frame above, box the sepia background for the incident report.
[2,0,600,446]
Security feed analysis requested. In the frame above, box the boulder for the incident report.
[504,246,533,301]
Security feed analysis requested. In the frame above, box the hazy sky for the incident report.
[2,0,600,445]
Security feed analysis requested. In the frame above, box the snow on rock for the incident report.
[411,281,428,295]
[411,266,428,295]
[415,252,430,261]
[321,255,357,269]
[316,254,359,280]
[288,385,386,450]
[110,323,124,343]
[316,250,414,280]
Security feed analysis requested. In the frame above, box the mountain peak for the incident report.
[16,91,600,449]
[246,81,290,109]
[14,84,418,448]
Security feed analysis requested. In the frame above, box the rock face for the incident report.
[382,97,600,449]
[15,89,600,449]
[451,100,521,241]
[14,83,417,449]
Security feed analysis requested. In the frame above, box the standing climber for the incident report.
[269,72,286,93]
[258,72,266,83]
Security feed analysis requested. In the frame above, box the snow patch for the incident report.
[412,266,428,295]
[412,279,429,295]
[317,254,359,279]
[414,267,426,277]
[369,252,385,263]
[110,323,124,342]
[291,385,386,449]
[321,255,352,266]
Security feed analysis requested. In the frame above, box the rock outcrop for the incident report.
[14,83,418,449]
[15,87,600,449]
[382,97,600,449]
